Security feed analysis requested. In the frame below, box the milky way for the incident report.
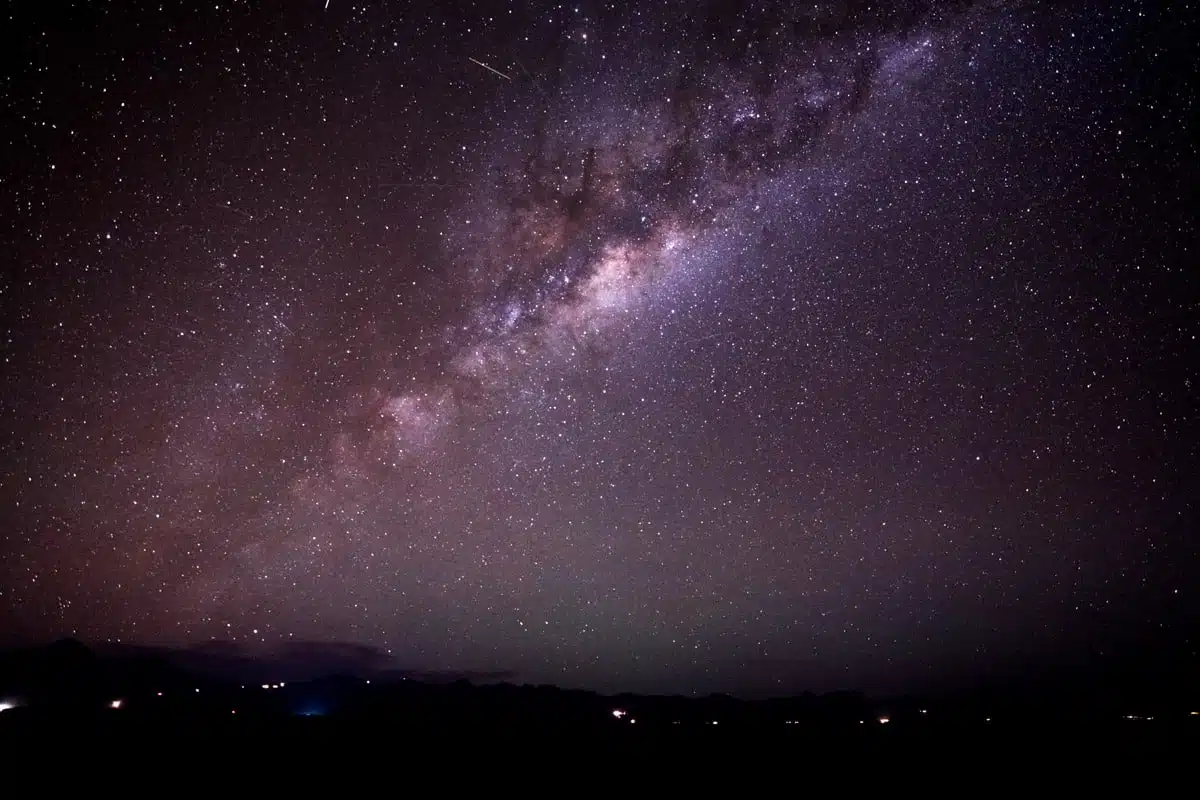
[1,1,1194,694]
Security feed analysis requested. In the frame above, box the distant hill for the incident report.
[1,639,1196,734]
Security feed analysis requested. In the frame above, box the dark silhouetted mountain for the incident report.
[1,638,1197,746]
[0,638,105,707]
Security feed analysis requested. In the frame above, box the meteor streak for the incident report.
[469,57,512,81]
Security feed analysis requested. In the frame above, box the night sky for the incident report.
[1,0,1194,696]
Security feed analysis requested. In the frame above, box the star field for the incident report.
[1,0,1195,695]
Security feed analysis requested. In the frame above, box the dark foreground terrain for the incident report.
[1,640,1194,777]
[1,710,1192,788]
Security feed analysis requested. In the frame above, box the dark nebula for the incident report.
[1,0,1194,695]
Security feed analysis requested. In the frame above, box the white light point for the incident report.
[109,700,123,710]
[611,709,626,719]
[0,701,16,713]
[878,717,890,724]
